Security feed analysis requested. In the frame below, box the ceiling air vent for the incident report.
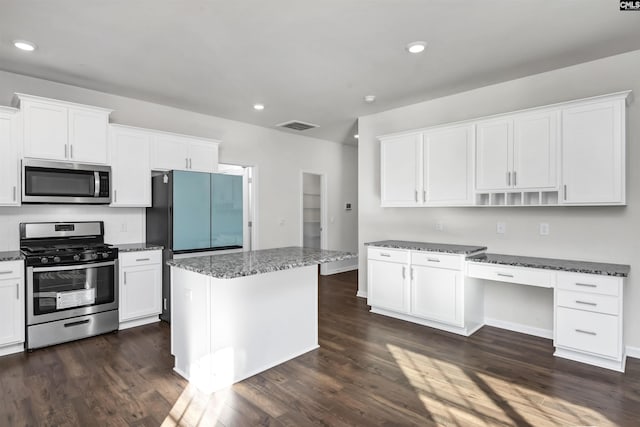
[277,120,319,131]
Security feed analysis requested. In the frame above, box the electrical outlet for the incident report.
[435,222,444,231]
[539,222,550,235]
[496,222,506,234]
[279,218,285,226]
[120,223,127,232]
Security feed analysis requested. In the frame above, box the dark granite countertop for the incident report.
[467,253,630,277]
[112,243,164,252]
[0,251,24,262]
[366,240,486,255]
[167,246,357,279]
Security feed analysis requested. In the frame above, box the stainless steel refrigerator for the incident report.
[146,170,244,322]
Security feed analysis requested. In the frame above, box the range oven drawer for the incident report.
[27,309,119,350]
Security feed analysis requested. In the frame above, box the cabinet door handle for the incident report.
[189,158,193,169]
[70,145,74,159]
[423,190,426,202]
[16,283,19,300]
[575,283,597,288]
[410,267,414,281]
[414,190,418,202]
[114,190,117,203]
[506,172,511,186]
[380,253,391,257]
[12,186,16,202]
[564,185,567,201]
[513,171,517,186]
[427,258,440,263]
[575,329,596,336]
[124,272,127,285]
[575,300,597,306]
[65,144,68,158]
[136,258,150,262]
[497,273,514,278]
[402,266,406,279]
[186,158,189,169]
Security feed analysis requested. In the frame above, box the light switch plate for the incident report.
[496,222,506,234]
[435,222,444,231]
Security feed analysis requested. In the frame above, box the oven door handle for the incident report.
[30,260,116,273]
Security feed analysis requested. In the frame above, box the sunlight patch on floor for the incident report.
[161,384,231,427]
[387,343,615,426]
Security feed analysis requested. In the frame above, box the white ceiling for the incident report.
[1,1,639,144]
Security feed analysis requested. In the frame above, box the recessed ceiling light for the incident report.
[13,40,37,51]
[364,95,376,103]
[406,41,427,54]
[253,104,265,111]
[354,134,359,139]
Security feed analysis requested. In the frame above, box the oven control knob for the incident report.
[73,255,81,261]
[40,257,48,264]
[53,256,61,263]
[101,252,109,259]
[91,253,98,260]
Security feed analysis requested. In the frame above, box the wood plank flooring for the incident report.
[2,270,640,426]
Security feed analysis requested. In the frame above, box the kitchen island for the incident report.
[167,246,356,392]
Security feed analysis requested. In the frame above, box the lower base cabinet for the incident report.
[119,250,162,330]
[368,257,408,313]
[0,260,25,356]
[411,266,461,326]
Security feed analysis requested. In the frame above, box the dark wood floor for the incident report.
[2,270,640,426]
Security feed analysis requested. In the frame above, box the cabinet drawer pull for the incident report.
[427,258,440,263]
[136,258,151,262]
[0,271,13,275]
[575,329,597,336]
[575,300,597,306]
[402,266,406,279]
[497,273,514,278]
[575,283,597,288]
[380,253,391,257]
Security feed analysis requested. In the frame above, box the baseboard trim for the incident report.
[626,346,640,360]
[321,262,358,276]
[484,317,553,340]
[356,290,367,299]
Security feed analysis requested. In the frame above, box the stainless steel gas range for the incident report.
[20,221,119,350]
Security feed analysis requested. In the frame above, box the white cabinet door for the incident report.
[189,140,218,173]
[411,265,460,325]
[120,264,162,322]
[0,278,24,347]
[513,110,558,189]
[0,112,20,206]
[380,133,421,206]
[423,125,473,205]
[475,119,512,190]
[68,108,109,164]
[153,134,191,171]
[110,126,151,207]
[368,259,408,313]
[561,100,624,204]
[22,100,68,160]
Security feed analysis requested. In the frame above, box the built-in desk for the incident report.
[366,241,630,372]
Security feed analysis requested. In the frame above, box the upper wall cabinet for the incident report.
[379,91,629,207]
[16,94,112,164]
[0,108,20,206]
[561,97,625,205]
[152,133,219,173]
[109,125,152,207]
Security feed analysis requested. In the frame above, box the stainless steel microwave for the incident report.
[22,159,111,204]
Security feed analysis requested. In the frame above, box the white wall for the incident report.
[0,70,358,267]
[358,49,640,346]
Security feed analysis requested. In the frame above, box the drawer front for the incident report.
[368,247,408,264]
[411,251,462,270]
[556,290,619,315]
[557,272,620,296]
[556,307,620,359]
[466,263,553,288]
[0,261,24,279]
[119,250,162,268]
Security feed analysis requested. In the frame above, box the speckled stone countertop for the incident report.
[112,243,164,252]
[167,246,357,279]
[366,240,486,255]
[467,253,630,277]
[0,251,23,262]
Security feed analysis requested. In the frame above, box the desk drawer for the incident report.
[368,247,408,263]
[466,263,553,288]
[556,290,619,315]
[411,251,462,270]
[0,261,24,279]
[557,272,620,296]
[119,250,162,267]
[556,307,619,359]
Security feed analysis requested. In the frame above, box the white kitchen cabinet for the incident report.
[109,125,152,207]
[17,94,111,164]
[423,125,473,205]
[0,260,25,356]
[0,108,21,206]
[119,250,163,330]
[561,96,626,205]
[367,248,409,313]
[476,110,558,192]
[152,132,219,173]
[411,265,461,326]
[380,133,421,206]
